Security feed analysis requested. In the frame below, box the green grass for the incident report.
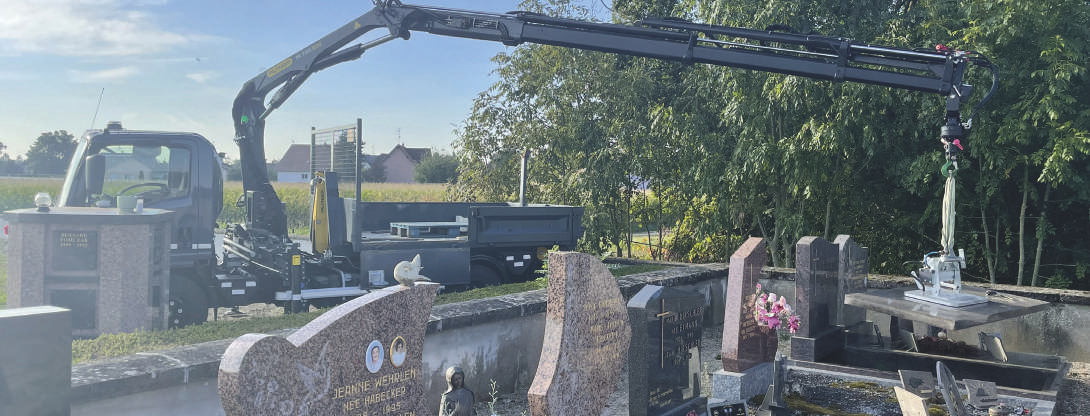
[69,264,667,364]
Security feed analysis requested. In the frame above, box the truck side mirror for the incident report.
[85,154,106,196]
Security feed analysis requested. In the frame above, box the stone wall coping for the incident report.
[70,261,728,403]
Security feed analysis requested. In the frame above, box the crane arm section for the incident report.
[233,0,995,237]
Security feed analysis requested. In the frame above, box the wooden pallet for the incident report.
[389,221,467,238]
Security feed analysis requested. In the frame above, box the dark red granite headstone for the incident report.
[218,282,439,416]
[721,237,777,372]
[527,252,632,416]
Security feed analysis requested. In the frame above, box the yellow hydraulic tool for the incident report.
[310,172,330,254]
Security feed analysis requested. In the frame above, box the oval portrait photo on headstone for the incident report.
[390,336,407,367]
[366,340,383,373]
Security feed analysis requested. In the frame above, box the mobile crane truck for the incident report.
[56,1,996,327]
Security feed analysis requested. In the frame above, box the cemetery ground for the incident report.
[7,231,1090,415]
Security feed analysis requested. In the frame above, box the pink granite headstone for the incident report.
[721,237,778,372]
[219,282,439,416]
[527,252,632,416]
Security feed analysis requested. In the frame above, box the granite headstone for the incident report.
[936,361,970,416]
[833,235,869,336]
[628,285,707,416]
[721,237,778,372]
[528,252,632,416]
[0,306,72,416]
[790,236,844,361]
[963,379,999,409]
[219,282,439,416]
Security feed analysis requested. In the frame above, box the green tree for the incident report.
[25,131,76,176]
[414,153,459,183]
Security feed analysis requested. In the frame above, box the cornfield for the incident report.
[0,177,449,227]
[219,181,449,232]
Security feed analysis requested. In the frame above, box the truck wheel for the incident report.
[469,263,503,288]
[169,278,209,328]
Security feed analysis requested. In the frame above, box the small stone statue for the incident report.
[439,366,476,416]
[394,254,432,287]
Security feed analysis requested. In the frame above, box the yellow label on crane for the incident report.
[311,172,330,254]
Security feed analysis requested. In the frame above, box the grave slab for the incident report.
[844,286,1051,331]
[218,282,439,416]
[0,306,72,416]
[528,252,631,416]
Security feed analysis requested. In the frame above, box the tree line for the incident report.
[449,0,1090,289]
[0,131,77,176]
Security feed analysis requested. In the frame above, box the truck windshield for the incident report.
[62,143,192,207]
[97,144,191,200]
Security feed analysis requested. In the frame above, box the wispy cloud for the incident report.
[0,0,195,56]
[69,66,141,83]
[186,70,219,84]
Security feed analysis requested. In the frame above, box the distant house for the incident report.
[379,144,431,183]
[276,144,311,183]
[275,143,430,184]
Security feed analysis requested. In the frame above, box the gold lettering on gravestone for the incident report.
[330,368,419,416]
[660,306,705,366]
[648,387,677,408]
[583,299,626,355]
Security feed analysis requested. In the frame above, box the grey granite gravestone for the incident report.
[721,237,778,372]
[0,306,72,416]
[936,361,970,416]
[528,252,632,416]
[963,379,999,409]
[898,369,937,399]
[756,353,790,416]
[893,386,930,416]
[219,282,439,416]
[628,285,708,416]
[790,236,844,361]
[833,235,869,343]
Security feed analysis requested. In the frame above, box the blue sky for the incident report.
[0,0,570,161]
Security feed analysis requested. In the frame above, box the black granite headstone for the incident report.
[833,235,868,329]
[790,236,844,361]
[628,285,708,416]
